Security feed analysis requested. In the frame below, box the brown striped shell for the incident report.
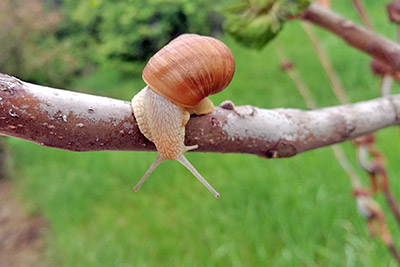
[142,34,235,107]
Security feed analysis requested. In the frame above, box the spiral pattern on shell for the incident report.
[142,34,235,107]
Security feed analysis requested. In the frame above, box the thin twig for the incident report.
[381,75,393,96]
[330,145,361,188]
[302,3,400,71]
[351,0,394,97]
[352,0,373,30]
[301,21,349,104]
[382,172,400,227]
[274,45,317,109]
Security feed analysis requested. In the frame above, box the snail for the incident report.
[131,34,235,198]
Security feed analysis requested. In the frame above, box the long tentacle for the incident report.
[177,154,220,198]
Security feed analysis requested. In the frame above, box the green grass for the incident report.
[7,0,400,266]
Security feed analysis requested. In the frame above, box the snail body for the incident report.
[131,34,235,198]
[132,86,189,160]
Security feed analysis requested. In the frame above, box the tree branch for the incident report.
[1,73,400,158]
[302,3,400,71]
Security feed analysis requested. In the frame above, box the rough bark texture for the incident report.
[1,74,400,158]
[303,3,400,71]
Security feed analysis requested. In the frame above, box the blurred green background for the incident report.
[1,0,400,266]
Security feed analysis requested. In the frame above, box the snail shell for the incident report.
[142,34,235,107]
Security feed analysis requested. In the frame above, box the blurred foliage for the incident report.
[0,0,309,86]
[0,0,223,85]
[224,0,311,49]
[58,0,224,73]
[0,0,82,86]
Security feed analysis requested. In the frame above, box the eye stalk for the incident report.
[131,34,235,198]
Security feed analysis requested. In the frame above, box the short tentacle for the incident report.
[185,145,198,152]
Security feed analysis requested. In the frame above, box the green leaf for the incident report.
[224,0,311,49]
[88,0,101,8]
